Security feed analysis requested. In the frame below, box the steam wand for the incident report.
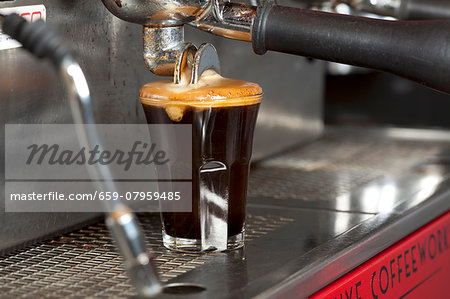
[1,14,162,297]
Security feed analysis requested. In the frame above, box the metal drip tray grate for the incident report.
[0,214,294,298]
[249,131,450,202]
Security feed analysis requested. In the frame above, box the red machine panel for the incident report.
[310,211,450,299]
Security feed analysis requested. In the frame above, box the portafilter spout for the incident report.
[101,0,255,76]
[102,0,207,76]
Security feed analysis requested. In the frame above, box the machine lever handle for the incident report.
[252,4,450,94]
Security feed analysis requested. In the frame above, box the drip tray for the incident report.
[0,211,305,298]
[1,127,450,298]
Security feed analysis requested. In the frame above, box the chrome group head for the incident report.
[102,0,255,76]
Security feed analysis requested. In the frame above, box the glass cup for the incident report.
[140,74,262,252]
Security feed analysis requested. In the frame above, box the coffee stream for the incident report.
[140,71,262,251]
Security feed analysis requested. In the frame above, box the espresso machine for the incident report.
[1,0,450,298]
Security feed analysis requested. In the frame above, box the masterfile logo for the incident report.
[25,141,170,171]
[4,124,193,213]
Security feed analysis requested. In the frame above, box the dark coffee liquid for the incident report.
[142,103,260,239]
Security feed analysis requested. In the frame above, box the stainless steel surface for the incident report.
[343,0,401,17]
[101,0,209,26]
[306,0,401,17]
[249,128,450,213]
[0,213,295,298]
[189,1,256,42]
[1,0,323,253]
[255,184,450,298]
[1,128,450,298]
[143,26,186,76]
[328,126,450,142]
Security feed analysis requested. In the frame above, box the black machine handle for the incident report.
[252,4,450,94]
[400,0,450,20]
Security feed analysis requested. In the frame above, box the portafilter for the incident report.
[102,0,450,93]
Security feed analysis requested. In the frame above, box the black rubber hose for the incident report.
[1,13,73,66]
[400,0,450,20]
[252,4,450,94]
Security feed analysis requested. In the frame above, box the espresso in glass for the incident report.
[140,70,262,252]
